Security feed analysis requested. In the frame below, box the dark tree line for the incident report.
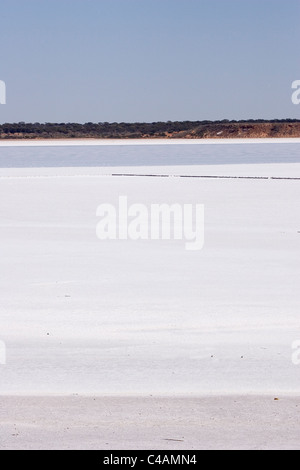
[0,119,299,139]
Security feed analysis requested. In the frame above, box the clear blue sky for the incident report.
[0,0,299,123]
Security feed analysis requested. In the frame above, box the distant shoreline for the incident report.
[0,120,300,141]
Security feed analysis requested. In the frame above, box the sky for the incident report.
[0,0,299,123]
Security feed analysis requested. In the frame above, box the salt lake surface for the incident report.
[0,139,299,395]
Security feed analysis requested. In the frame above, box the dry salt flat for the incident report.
[0,138,300,450]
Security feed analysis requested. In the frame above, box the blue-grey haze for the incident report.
[0,0,299,123]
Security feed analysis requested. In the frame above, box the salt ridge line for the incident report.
[0,173,300,180]
[112,173,266,180]
[113,173,300,180]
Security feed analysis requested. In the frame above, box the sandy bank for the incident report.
[1,395,300,450]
